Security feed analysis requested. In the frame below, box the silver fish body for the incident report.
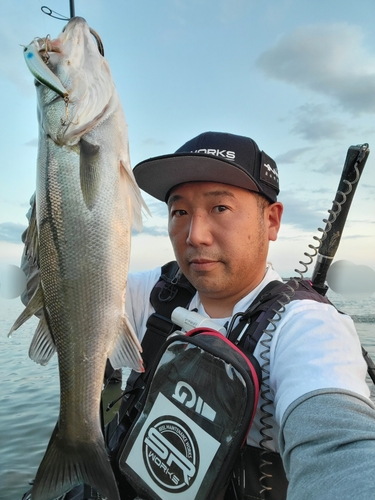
[11,17,145,500]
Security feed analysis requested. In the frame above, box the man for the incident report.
[22,131,375,499]
[123,131,375,499]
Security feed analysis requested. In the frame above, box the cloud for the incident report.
[141,138,167,148]
[278,191,328,232]
[219,0,253,22]
[133,225,168,237]
[310,157,344,175]
[256,23,375,115]
[290,104,347,141]
[0,222,26,243]
[142,197,168,218]
[275,147,312,164]
[25,138,38,147]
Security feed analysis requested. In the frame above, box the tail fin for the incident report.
[31,424,120,500]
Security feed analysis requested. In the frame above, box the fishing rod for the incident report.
[310,143,370,295]
[69,0,75,18]
[307,143,375,383]
[41,0,75,20]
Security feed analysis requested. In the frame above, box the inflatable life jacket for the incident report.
[104,262,334,500]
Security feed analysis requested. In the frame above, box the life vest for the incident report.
[105,261,333,500]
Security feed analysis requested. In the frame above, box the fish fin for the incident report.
[120,159,151,231]
[29,314,56,365]
[24,197,39,265]
[8,283,44,338]
[110,315,144,373]
[80,139,101,210]
[31,424,120,500]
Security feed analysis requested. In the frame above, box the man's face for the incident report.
[168,182,283,311]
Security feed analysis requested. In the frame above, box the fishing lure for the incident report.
[23,38,68,99]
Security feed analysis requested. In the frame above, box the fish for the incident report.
[9,17,146,500]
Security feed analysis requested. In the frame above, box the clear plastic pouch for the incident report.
[118,328,260,500]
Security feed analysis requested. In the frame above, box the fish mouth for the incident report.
[62,17,104,56]
[38,19,104,59]
[33,36,63,70]
[24,18,104,99]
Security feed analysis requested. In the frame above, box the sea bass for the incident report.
[10,17,145,500]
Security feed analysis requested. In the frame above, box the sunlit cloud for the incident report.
[256,23,375,114]
[290,104,347,141]
[275,147,312,164]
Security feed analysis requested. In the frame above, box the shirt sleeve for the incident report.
[279,390,375,499]
[125,267,161,342]
[264,299,371,424]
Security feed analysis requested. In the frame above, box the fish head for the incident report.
[32,17,114,145]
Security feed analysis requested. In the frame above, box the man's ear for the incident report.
[267,202,283,241]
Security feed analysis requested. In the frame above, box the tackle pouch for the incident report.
[118,327,261,500]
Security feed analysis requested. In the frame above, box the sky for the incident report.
[0,0,374,284]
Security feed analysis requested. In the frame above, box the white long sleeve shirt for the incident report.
[125,265,371,452]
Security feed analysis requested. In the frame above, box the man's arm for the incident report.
[279,390,375,499]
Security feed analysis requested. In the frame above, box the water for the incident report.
[0,293,374,500]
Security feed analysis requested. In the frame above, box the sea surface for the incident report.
[0,291,374,500]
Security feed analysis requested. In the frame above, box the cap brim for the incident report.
[133,153,261,202]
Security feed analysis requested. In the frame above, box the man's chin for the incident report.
[187,273,222,295]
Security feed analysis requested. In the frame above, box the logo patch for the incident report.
[143,416,199,492]
[172,381,216,421]
[123,393,221,499]
[260,152,279,190]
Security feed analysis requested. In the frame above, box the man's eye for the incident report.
[171,209,187,217]
[213,205,228,213]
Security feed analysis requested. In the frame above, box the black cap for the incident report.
[133,131,279,203]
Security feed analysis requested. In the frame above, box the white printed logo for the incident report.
[143,416,199,492]
[172,381,216,421]
[193,148,236,160]
[263,163,279,179]
[124,393,221,499]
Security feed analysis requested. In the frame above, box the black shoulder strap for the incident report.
[150,261,196,316]
[131,262,196,376]
[229,279,332,357]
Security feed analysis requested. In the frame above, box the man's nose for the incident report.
[186,214,213,246]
